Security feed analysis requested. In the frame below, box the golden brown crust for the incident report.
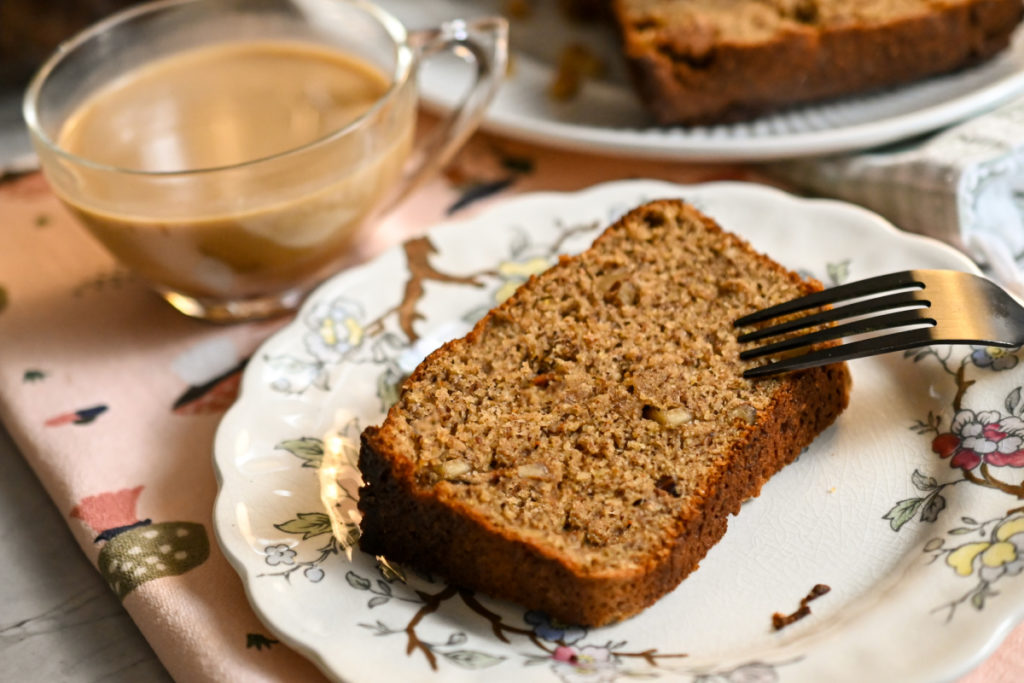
[612,0,1023,125]
[358,199,851,626]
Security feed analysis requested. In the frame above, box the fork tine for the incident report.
[739,309,933,360]
[743,328,936,378]
[736,290,926,343]
[733,270,923,327]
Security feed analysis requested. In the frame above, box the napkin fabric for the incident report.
[768,95,1024,298]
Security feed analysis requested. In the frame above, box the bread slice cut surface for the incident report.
[358,199,851,626]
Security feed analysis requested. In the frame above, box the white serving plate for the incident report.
[215,180,1024,682]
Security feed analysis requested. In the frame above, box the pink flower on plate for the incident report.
[932,409,1024,469]
[551,645,617,682]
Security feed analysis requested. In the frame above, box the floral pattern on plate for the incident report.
[214,180,1024,682]
[882,344,1024,620]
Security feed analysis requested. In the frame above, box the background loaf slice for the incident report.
[613,0,1024,124]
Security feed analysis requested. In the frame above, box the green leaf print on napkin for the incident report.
[246,633,280,650]
[99,521,209,599]
[72,487,212,600]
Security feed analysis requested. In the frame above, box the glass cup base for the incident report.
[158,286,307,323]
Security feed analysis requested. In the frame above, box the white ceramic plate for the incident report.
[214,180,1024,683]
[376,0,1024,161]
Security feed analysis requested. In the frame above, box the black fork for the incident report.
[734,270,1024,378]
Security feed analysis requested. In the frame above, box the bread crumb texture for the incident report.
[359,199,851,625]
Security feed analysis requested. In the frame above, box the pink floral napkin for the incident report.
[0,130,1020,682]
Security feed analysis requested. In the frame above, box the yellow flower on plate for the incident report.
[495,257,550,303]
[947,542,991,576]
[995,516,1024,541]
[946,516,1024,576]
[319,315,364,348]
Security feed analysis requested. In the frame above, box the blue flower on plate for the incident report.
[524,610,586,644]
[970,346,1019,371]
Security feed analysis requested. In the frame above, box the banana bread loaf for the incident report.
[612,0,1023,124]
[358,199,851,626]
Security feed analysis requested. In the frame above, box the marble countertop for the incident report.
[0,420,171,682]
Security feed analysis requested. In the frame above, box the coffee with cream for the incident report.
[54,40,414,302]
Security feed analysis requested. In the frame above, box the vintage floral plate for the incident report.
[376,0,1024,161]
[214,180,1024,682]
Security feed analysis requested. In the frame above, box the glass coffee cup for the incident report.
[24,0,507,322]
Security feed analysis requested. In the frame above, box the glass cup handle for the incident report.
[396,17,509,201]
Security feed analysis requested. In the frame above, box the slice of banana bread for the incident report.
[358,199,851,626]
[612,0,1023,124]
